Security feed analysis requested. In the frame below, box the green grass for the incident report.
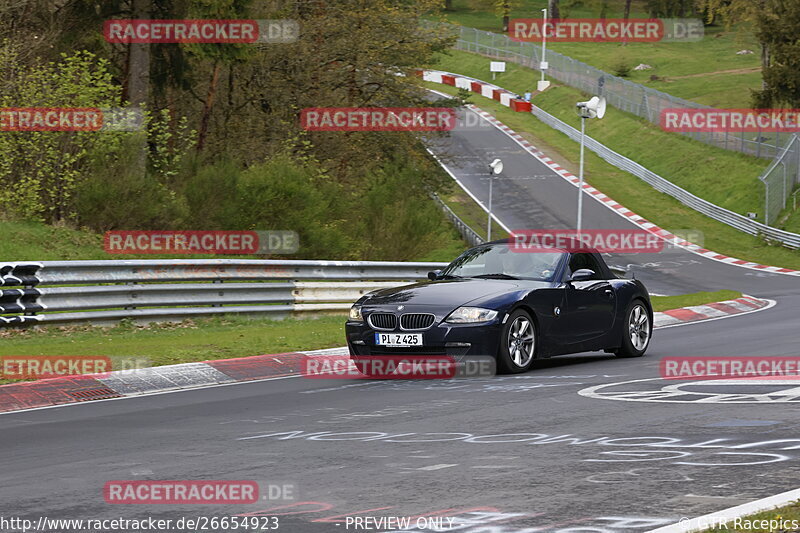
[442,191,509,241]
[431,49,766,217]
[0,314,346,373]
[0,288,744,384]
[703,501,800,532]
[0,220,109,261]
[650,290,741,312]
[417,232,469,261]
[0,197,469,263]
[423,57,800,270]
[647,70,763,108]
[433,0,763,108]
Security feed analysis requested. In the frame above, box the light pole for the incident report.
[487,158,504,241]
[575,96,606,231]
[537,8,550,92]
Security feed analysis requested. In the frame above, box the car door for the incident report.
[561,253,616,346]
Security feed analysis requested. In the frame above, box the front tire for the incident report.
[615,300,651,358]
[497,309,537,373]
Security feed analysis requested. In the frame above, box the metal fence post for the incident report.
[765,180,770,224]
[783,161,788,209]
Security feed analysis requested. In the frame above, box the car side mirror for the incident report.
[428,270,442,281]
[570,269,595,282]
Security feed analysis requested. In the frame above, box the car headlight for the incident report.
[349,305,364,321]
[446,307,498,324]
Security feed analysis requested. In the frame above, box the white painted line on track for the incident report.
[648,486,800,533]
[425,145,513,235]
[416,464,458,471]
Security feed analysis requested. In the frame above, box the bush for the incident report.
[353,159,453,260]
[73,136,188,231]
[0,50,125,222]
[610,56,632,78]
[184,155,352,259]
[609,51,633,78]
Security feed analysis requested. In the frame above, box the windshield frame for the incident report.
[440,242,567,282]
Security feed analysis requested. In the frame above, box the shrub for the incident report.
[610,57,632,78]
[73,136,188,231]
[184,155,352,259]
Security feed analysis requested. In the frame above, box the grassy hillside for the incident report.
[434,0,762,107]
[431,50,766,217]
[0,214,467,263]
[423,57,800,269]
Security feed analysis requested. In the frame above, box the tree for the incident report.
[183,0,254,152]
[646,0,693,17]
[695,0,770,88]
[751,0,800,107]
[624,0,633,19]
[549,0,561,20]
[494,0,521,33]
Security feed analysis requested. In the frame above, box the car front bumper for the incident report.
[345,316,503,360]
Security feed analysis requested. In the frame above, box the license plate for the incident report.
[375,333,423,347]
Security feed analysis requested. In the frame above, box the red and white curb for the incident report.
[421,69,800,277]
[0,349,329,415]
[648,486,800,533]
[0,296,771,415]
[653,295,773,328]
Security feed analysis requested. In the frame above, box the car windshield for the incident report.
[441,243,563,281]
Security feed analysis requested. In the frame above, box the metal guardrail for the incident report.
[528,104,800,248]
[425,69,800,249]
[431,193,486,247]
[0,260,448,326]
[424,21,800,225]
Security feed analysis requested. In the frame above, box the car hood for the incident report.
[362,278,550,308]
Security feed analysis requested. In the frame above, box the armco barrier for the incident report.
[0,259,448,326]
[423,69,800,249]
[431,193,485,247]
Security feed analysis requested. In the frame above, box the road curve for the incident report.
[1,104,799,533]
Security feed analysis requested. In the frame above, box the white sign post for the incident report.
[490,61,506,81]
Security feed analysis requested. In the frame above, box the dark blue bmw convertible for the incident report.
[345,239,652,373]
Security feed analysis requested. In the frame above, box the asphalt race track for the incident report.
[1,105,799,533]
